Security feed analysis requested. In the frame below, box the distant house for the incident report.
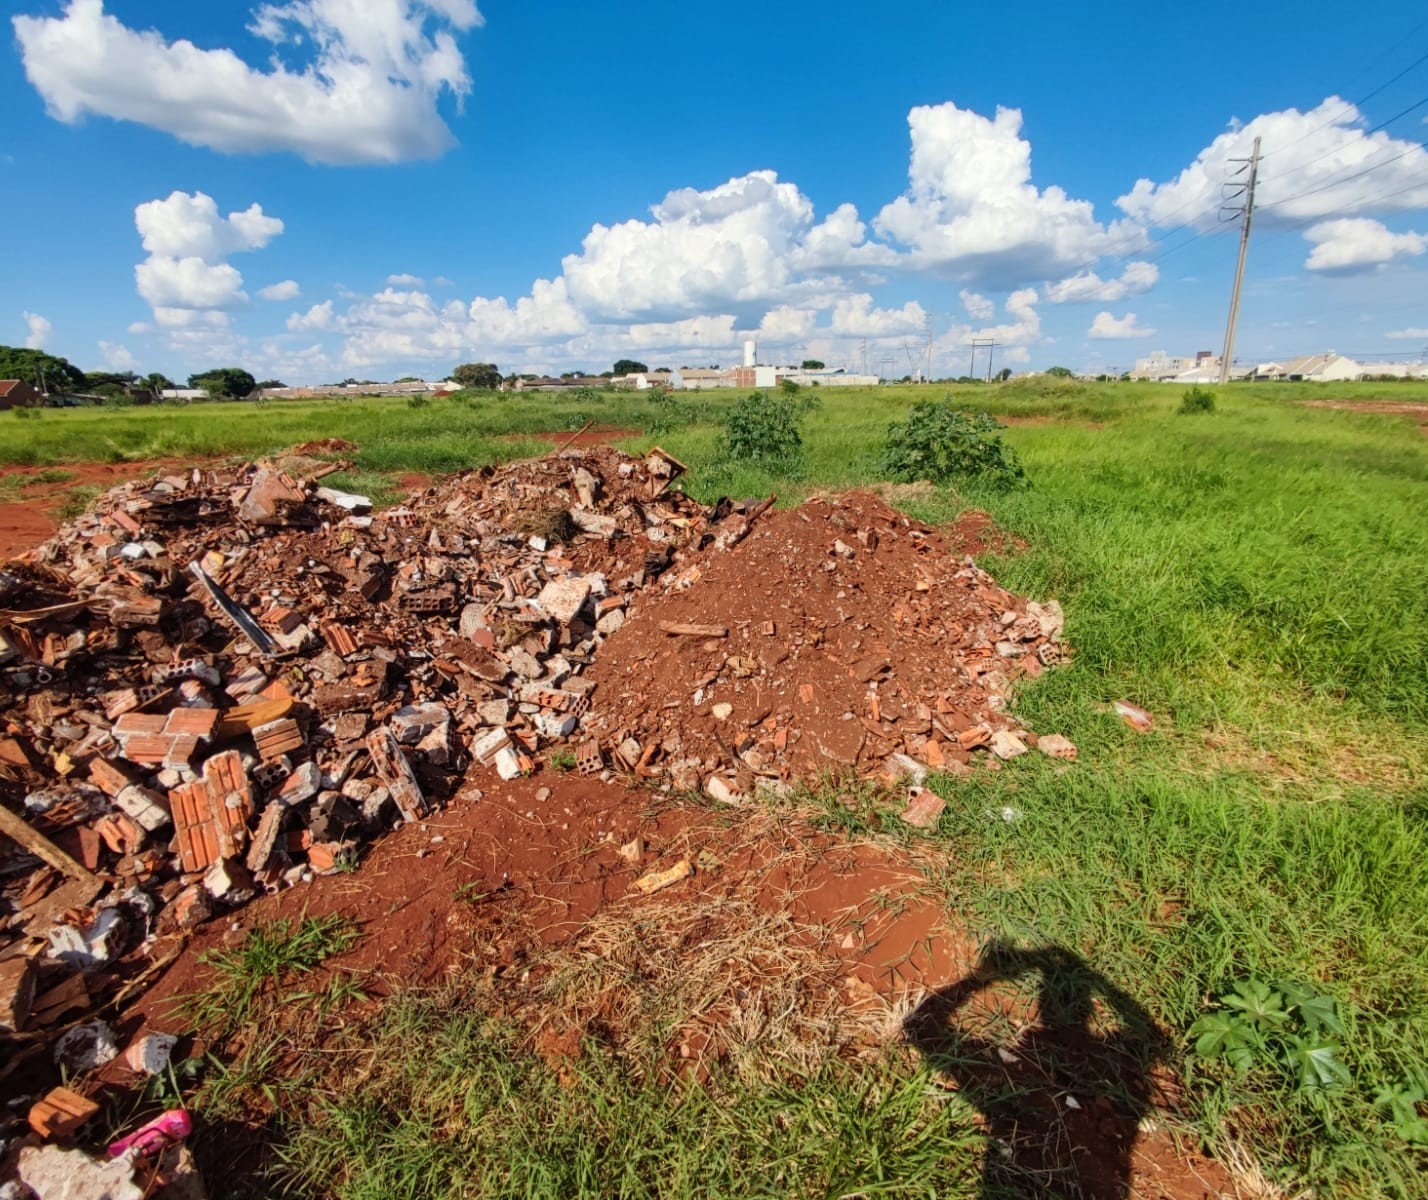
[158,388,209,401]
[1253,353,1362,382]
[0,380,41,410]
[1172,363,1252,384]
[1361,362,1428,380]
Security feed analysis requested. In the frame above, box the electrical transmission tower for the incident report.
[1218,136,1262,385]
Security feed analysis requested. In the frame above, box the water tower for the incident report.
[743,339,756,368]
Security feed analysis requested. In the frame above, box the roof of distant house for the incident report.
[0,380,30,397]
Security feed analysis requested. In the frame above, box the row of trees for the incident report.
[0,346,284,401]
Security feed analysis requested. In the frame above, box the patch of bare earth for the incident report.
[1299,397,1428,434]
[0,460,221,558]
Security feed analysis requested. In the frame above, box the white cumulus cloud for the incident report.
[22,311,51,349]
[1302,218,1426,274]
[98,340,137,369]
[135,191,282,260]
[136,257,248,310]
[561,171,822,322]
[1044,261,1159,303]
[258,279,301,301]
[1385,327,1428,340]
[14,0,483,165]
[829,294,927,338]
[288,301,335,332]
[133,191,283,333]
[959,289,995,320]
[1118,97,1428,231]
[872,102,1148,286]
[1088,311,1155,339]
[386,273,425,287]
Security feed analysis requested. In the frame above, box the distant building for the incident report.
[778,367,881,388]
[732,365,778,389]
[670,368,736,390]
[1252,353,1362,382]
[1359,361,1428,380]
[1129,350,1200,381]
[0,379,41,410]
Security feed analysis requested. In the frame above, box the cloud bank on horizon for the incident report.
[11,2,1428,379]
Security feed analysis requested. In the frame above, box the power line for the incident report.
[1259,142,1428,214]
[1263,91,1428,189]
[1261,46,1428,161]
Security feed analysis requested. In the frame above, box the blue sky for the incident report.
[3,0,1427,383]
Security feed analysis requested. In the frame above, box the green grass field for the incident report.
[13,380,1426,1196]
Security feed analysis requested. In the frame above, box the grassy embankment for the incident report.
[11,380,1426,1197]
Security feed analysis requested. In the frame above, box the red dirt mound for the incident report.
[582,490,1068,796]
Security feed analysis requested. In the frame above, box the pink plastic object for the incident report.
[107,1108,192,1159]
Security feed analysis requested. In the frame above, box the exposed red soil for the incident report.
[1300,397,1428,434]
[126,769,1235,1200]
[947,506,1030,555]
[582,489,1061,783]
[0,460,221,559]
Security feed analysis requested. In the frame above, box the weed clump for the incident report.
[882,397,1026,490]
[1180,386,1216,414]
[718,391,808,468]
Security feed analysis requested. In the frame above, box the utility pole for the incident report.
[967,338,999,381]
[1218,135,1261,385]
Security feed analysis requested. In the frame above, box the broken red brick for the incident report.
[170,749,253,874]
[900,788,947,829]
[87,758,132,797]
[28,1087,99,1139]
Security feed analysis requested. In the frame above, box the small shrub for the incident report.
[779,377,801,395]
[718,392,805,466]
[12,406,38,420]
[881,397,1026,490]
[407,394,430,409]
[1180,386,1216,414]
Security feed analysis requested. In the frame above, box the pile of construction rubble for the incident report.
[0,444,1072,1053]
[0,447,716,1035]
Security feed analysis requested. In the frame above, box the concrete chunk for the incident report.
[536,576,592,624]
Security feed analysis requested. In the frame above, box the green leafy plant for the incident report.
[779,377,801,395]
[718,392,806,467]
[1374,1074,1428,1145]
[549,748,577,771]
[1180,386,1216,414]
[1189,979,1349,1091]
[881,397,1026,490]
[407,394,431,409]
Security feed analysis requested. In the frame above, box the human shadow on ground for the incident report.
[904,941,1171,1199]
